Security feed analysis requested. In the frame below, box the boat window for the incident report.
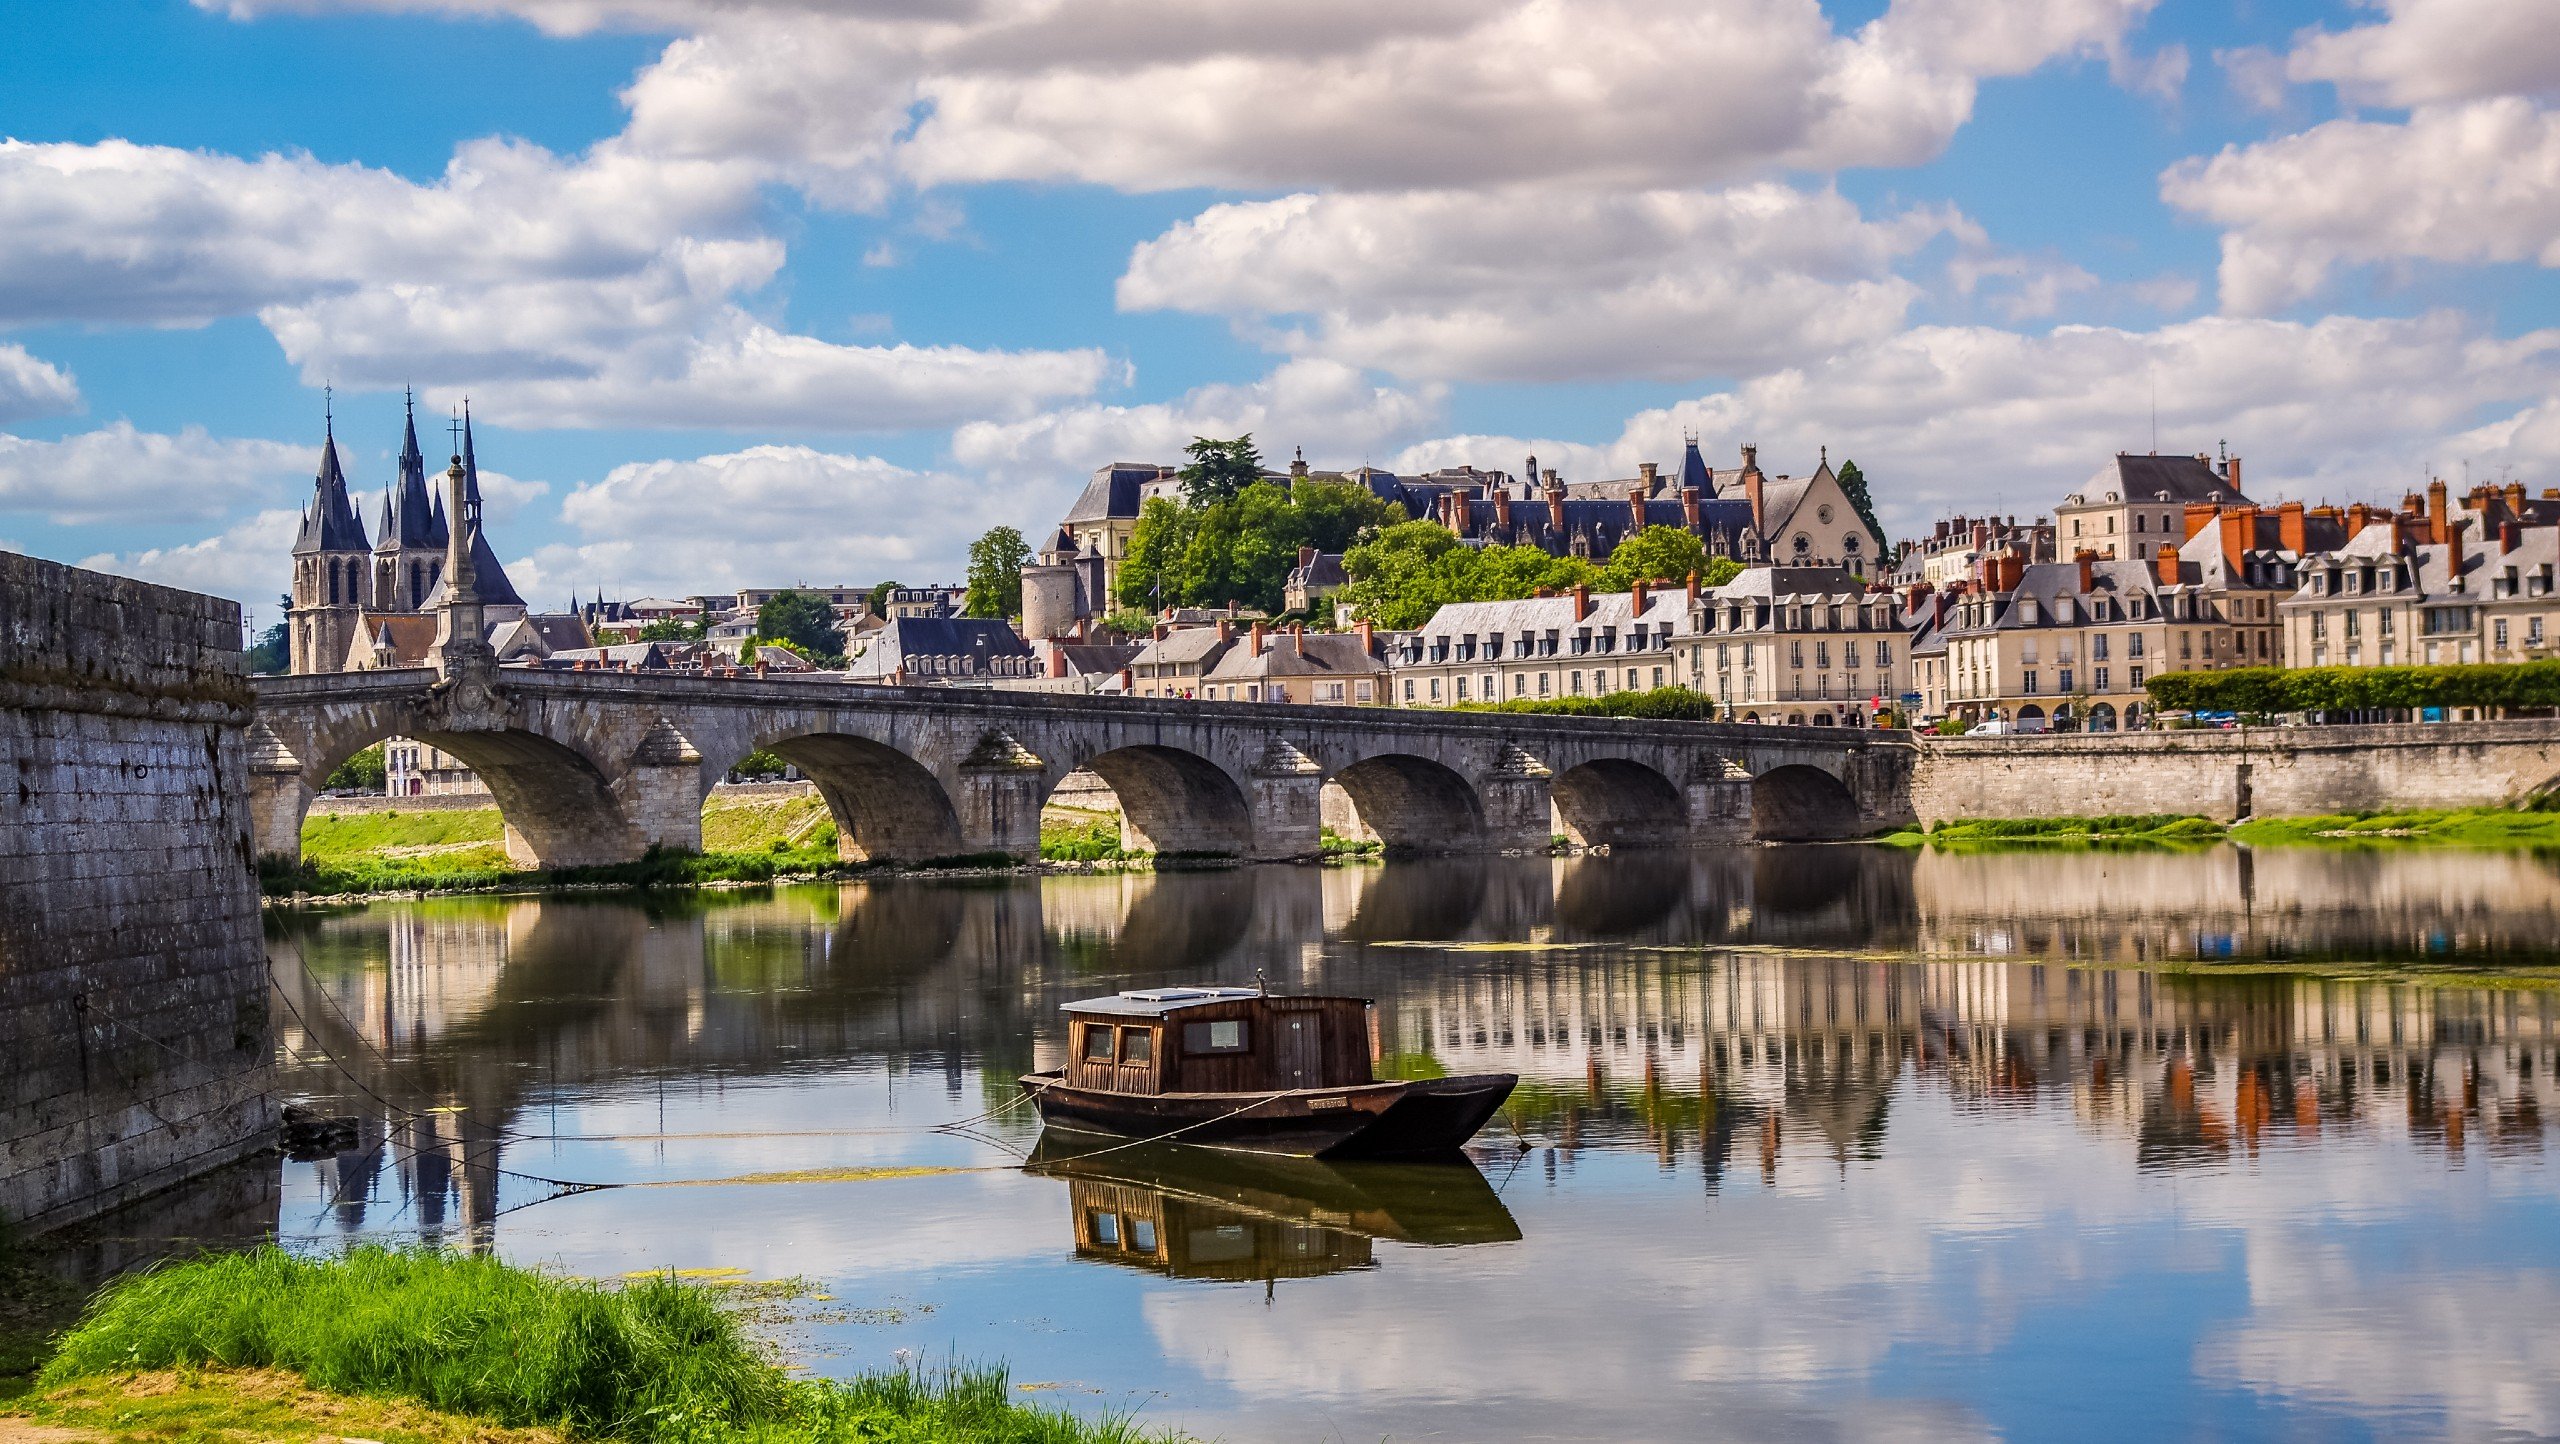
[1081,1025,1115,1063]
[1128,1218,1158,1253]
[1183,1020,1249,1054]
[1088,1210,1120,1248]
[1119,1027,1154,1065]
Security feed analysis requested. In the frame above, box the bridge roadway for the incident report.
[247,667,1916,867]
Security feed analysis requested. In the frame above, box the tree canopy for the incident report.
[963,526,1032,619]
[636,617,703,643]
[866,580,900,619]
[1340,522,1604,630]
[247,593,291,674]
[1601,526,1711,590]
[755,590,844,666]
[1836,459,1887,558]
[1116,478,1402,616]
[1177,434,1265,508]
[2147,661,2560,716]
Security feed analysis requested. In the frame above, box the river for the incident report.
[156,845,2560,1440]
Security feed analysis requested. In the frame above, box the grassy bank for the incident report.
[1880,806,2560,850]
[17,1246,1183,1443]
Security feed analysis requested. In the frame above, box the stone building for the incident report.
[1896,513,2056,586]
[841,616,1036,684]
[2282,507,2560,672]
[1390,582,1699,707]
[1197,623,1390,704]
[1282,547,1349,618]
[1915,552,2226,732]
[2053,451,2250,561]
[1054,440,1888,603]
[1689,566,1910,726]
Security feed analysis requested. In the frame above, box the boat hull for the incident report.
[1021,1071,1517,1159]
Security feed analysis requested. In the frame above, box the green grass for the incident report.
[2230,808,2560,848]
[1039,815,1133,862]
[1318,828,1381,858]
[34,1246,1184,1443]
[262,846,856,898]
[301,807,504,861]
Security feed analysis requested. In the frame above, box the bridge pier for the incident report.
[956,741,1047,861]
[1246,741,1325,861]
[1686,758,1754,840]
[1478,749,1556,853]
[621,718,707,858]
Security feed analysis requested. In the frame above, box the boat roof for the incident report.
[1061,987,1274,1017]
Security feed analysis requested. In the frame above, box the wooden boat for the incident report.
[1020,987,1517,1159]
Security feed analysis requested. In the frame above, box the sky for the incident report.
[3,0,2557,632]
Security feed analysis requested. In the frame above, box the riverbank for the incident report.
[1878,804,2560,849]
[4,1246,1184,1443]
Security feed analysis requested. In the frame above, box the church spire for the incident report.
[293,408,368,555]
[385,386,441,550]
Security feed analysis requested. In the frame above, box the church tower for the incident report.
[420,406,527,627]
[287,411,372,674]
[371,390,446,613]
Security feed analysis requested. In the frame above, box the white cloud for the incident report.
[0,136,1107,430]
[75,506,303,608]
[528,0,2165,201]
[2163,99,2560,313]
[1120,186,1952,384]
[1393,312,2560,536]
[2285,0,2560,107]
[951,359,1444,481]
[0,345,79,424]
[512,444,1030,598]
[0,422,311,526]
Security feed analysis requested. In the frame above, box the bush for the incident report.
[2146,659,2560,716]
[1450,685,1719,721]
[321,744,386,793]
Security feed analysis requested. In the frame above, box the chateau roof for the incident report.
[2065,453,2246,508]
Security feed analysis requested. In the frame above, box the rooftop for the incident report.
[1063,987,1270,1017]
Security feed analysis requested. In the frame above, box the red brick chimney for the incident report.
[2502,520,2524,554]
[2507,481,2530,518]
[2182,502,2218,541]
[2073,547,2097,593]
[1570,584,1591,622]
[1743,466,1766,532]
[2217,507,2256,576]
[1047,642,1067,679]
[1685,571,1701,608]
[1249,621,1267,656]
[1152,620,1169,641]
[2277,501,2306,553]
[1117,667,1133,693]
[2428,478,2450,542]
[1631,579,1651,616]
[1355,618,1375,653]
[2225,454,2243,495]
[1680,486,1700,529]
[2446,519,2465,577]
[1297,545,1316,568]
[1995,554,2025,593]
[1545,474,1567,533]
[1289,623,1305,654]
[1493,489,1513,530]
[2154,544,2180,586]
[1215,618,1233,643]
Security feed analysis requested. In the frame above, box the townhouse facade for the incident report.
[1688,567,1911,726]
[1389,582,1699,707]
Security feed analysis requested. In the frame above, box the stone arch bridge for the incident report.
[248,668,1918,868]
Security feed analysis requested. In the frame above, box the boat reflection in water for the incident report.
[1027,1136,1522,1284]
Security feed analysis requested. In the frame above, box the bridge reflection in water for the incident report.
[254,843,2560,1244]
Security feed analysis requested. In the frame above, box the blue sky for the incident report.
[2,0,2555,628]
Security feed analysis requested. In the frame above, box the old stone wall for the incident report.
[0,551,273,1235]
[1911,721,2560,824]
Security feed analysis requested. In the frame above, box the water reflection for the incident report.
[211,844,2560,1441]
[1029,1139,1521,1284]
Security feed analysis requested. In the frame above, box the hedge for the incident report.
[2144,660,2560,714]
[1450,685,1720,721]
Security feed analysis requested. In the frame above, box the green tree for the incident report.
[1290,477,1403,553]
[756,590,844,665]
[1700,555,1743,588]
[247,593,291,674]
[1341,521,1465,629]
[637,617,703,643]
[1177,434,1264,508]
[1117,497,1200,610]
[1836,459,1887,558]
[1602,526,1709,589]
[324,743,386,793]
[867,580,901,619]
[963,525,1031,618]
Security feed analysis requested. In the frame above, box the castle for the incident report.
[287,396,544,675]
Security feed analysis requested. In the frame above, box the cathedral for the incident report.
[287,397,562,675]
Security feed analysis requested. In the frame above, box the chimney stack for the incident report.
[1047,642,1067,679]
[2277,501,2306,554]
[1631,579,1650,616]
[1249,621,1267,656]
[1681,486,1701,528]
[2217,507,2255,576]
[2506,481,2530,517]
[1996,554,2025,592]
[2446,518,2465,578]
[2182,502,2218,541]
[1571,584,1591,622]
[1685,570,1701,608]
[2502,520,2524,555]
[1290,623,1305,654]
[2226,455,2243,494]
[1628,483,1647,533]
[1547,483,1567,533]
[1153,620,1169,641]
[1638,461,1660,491]
[2428,478,2450,542]
[1355,618,1374,653]
[2154,542,2181,587]
[1740,443,1759,473]
[1493,489,1513,529]
[1298,544,1316,567]
[2074,547,2097,594]
[1215,618,1233,643]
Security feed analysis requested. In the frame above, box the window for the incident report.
[2095,667,2110,692]
[1652,666,1665,688]
[1876,641,1892,667]
[2024,669,2040,694]
[1482,673,1496,698]
[1128,1218,1157,1253]
[2130,633,2145,658]
[1402,678,1416,702]
[1119,1027,1153,1065]
[2496,618,2510,648]
[2131,664,2144,687]
[1183,1020,1248,1054]
[1429,678,1442,701]
[1088,1210,1120,1247]
[2093,635,2109,660]
[1539,672,1552,696]
[2059,668,2074,692]
[1570,670,1585,694]
[1082,1025,1115,1063]
[1514,673,1528,696]
[1455,675,1469,700]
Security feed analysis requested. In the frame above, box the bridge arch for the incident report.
[287,721,642,868]
[1066,744,1252,857]
[1325,753,1487,855]
[1551,757,1688,848]
[1753,763,1863,842]
[757,732,967,864]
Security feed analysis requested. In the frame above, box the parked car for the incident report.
[1965,719,2012,737]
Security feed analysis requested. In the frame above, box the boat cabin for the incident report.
[1059,988,1376,1096]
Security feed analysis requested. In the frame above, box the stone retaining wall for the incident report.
[0,551,273,1234]
[1911,721,2560,823]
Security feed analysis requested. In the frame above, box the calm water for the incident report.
[169,847,2560,1440]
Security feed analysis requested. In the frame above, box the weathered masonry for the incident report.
[1911,721,2560,822]
[0,552,273,1234]
[247,665,1918,862]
